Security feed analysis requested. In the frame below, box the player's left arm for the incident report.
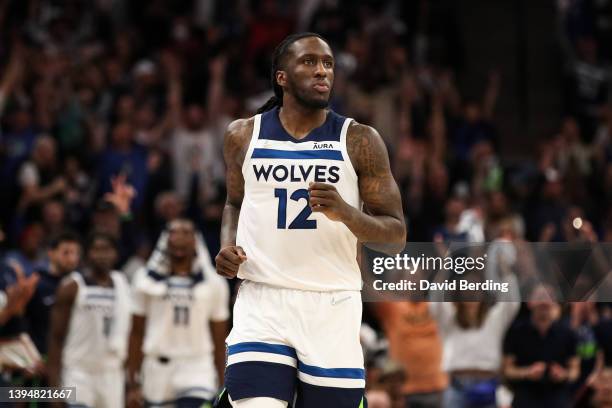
[209,278,230,386]
[126,315,146,395]
[309,122,406,245]
[47,277,78,390]
[210,320,228,386]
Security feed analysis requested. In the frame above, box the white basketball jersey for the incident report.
[236,106,361,291]
[62,271,131,370]
[131,269,229,358]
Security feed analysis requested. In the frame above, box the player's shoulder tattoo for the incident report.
[224,117,255,166]
[345,120,389,176]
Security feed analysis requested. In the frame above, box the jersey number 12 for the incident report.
[274,188,317,229]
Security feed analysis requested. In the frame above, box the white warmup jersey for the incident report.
[131,268,230,358]
[62,271,131,370]
[236,106,361,291]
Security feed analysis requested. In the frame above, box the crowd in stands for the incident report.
[1,0,612,407]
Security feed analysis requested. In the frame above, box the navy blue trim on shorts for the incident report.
[145,386,215,407]
[145,399,175,407]
[227,342,297,358]
[176,396,211,408]
[297,361,365,379]
[295,380,364,408]
[225,361,297,402]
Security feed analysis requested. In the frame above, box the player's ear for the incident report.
[276,70,287,87]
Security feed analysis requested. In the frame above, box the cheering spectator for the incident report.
[96,122,149,211]
[568,302,602,406]
[430,299,520,408]
[40,200,67,240]
[503,284,580,408]
[594,317,612,370]
[3,223,46,277]
[16,135,66,221]
[562,36,609,142]
[0,261,42,377]
[151,191,184,242]
[375,302,447,408]
[591,368,612,407]
[92,175,138,267]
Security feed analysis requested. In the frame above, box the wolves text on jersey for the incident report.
[252,164,340,184]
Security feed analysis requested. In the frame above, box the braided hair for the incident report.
[256,32,328,114]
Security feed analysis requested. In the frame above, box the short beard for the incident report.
[90,264,111,275]
[169,250,195,265]
[57,266,74,276]
[287,78,329,110]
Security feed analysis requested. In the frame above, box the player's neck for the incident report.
[86,268,113,286]
[170,258,193,276]
[279,99,327,139]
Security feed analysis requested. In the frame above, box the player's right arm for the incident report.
[216,118,253,278]
[126,314,146,408]
[126,273,149,408]
[47,277,78,389]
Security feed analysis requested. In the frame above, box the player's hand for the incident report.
[578,220,598,243]
[5,261,39,316]
[549,362,568,382]
[51,177,67,194]
[308,182,351,222]
[592,369,612,406]
[216,246,247,278]
[104,174,136,216]
[525,361,546,380]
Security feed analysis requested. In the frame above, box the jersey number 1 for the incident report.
[274,188,317,229]
[174,305,190,326]
[103,316,113,337]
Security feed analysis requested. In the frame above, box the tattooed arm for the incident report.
[309,122,406,245]
[215,118,253,278]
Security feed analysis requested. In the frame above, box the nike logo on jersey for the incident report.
[331,295,351,306]
[252,164,340,184]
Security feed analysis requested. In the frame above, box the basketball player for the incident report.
[215,33,406,407]
[48,231,131,408]
[127,219,229,407]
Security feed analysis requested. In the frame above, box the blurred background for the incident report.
[2,0,612,252]
[1,0,612,407]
